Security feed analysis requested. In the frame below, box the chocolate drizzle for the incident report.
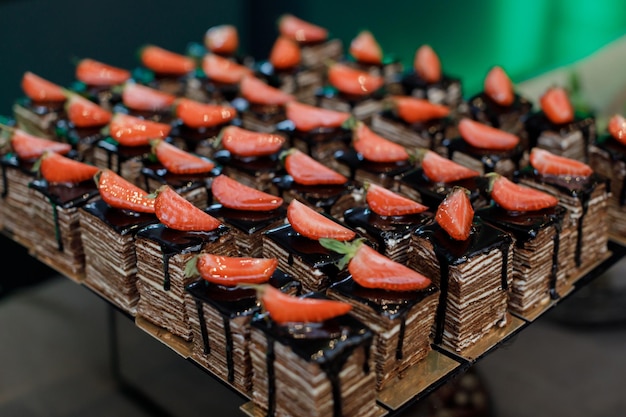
[213,149,283,177]
[275,119,352,156]
[334,148,413,182]
[444,137,525,174]
[140,160,218,206]
[524,112,596,159]
[591,134,626,206]
[467,92,533,129]
[272,175,354,214]
[206,204,286,235]
[81,199,158,235]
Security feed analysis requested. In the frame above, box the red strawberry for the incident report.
[108,113,172,146]
[75,58,131,87]
[283,148,347,185]
[327,62,384,96]
[11,128,71,160]
[38,151,99,184]
[211,174,283,211]
[152,139,215,174]
[187,253,277,286]
[458,118,519,150]
[154,185,221,231]
[220,125,285,157]
[21,71,66,102]
[66,93,112,128]
[240,75,295,105]
[435,187,474,241]
[121,82,176,112]
[529,147,592,177]
[365,182,428,216]
[487,173,559,212]
[389,95,450,123]
[257,284,351,324]
[608,114,626,145]
[269,36,301,70]
[96,169,155,213]
[540,86,574,124]
[414,45,441,83]
[349,30,382,65]
[484,65,514,106]
[139,45,196,76]
[419,149,479,183]
[204,24,239,56]
[287,199,355,241]
[277,14,328,44]
[353,121,409,162]
[175,98,237,129]
[202,53,253,84]
[285,101,351,131]
[320,238,432,291]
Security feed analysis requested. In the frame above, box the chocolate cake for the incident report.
[233,75,295,133]
[71,58,131,111]
[200,53,254,103]
[113,81,177,124]
[135,44,197,97]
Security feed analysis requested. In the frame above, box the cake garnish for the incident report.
[35,151,99,184]
[174,98,237,129]
[277,14,328,44]
[282,148,347,185]
[414,44,441,83]
[139,44,196,76]
[486,172,558,212]
[8,127,71,160]
[21,71,66,102]
[239,75,295,105]
[352,121,409,162]
[327,62,384,96]
[320,238,432,291]
[204,24,239,56]
[185,253,278,286]
[212,174,283,211]
[284,101,351,131]
[458,117,520,150]
[218,125,286,157]
[349,30,382,65]
[107,113,172,146]
[201,53,253,84]
[386,95,450,123]
[529,147,592,177]
[287,199,355,241]
[608,113,626,144]
[121,82,176,112]
[417,148,479,183]
[66,92,112,127]
[269,36,301,71]
[153,185,221,231]
[95,169,156,213]
[484,65,514,106]
[365,182,428,216]
[435,186,474,241]
[75,58,131,86]
[540,86,574,124]
[151,139,215,174]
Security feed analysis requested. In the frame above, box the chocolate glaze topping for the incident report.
[81,199,158,236]
[444,137,525,174]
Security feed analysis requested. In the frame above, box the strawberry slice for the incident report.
[153,139,215,174]
[211,174,283,211]
[277,14,328,44]
[327,62,384,96]
[283,148,347,185]
[21,71,66,102]
[257,284,351,324]
[349,30,382,65]
[75,58,131,87]
[11,128,71,160]
[96,169,155,213]
[435,187,474,241]
[139,44,196,76]
[414,45,441,83]
[202,53,253,84]
[108,113,171,146]
[240,75,295,105]
[204,24,239,56]
[37,151,99,184]
[154,185,221,231]
[365,182,427,216]
[121,82,176,112]
[484,65,514,106]
[66,93,112,128]
[186,253,277,286]
[608,113,626,145]
[220,125,285,157]
[419,149,479,183]
[487,173,559,212]
[175,98,237,129]
[389,96,450,123]
[269,36,301,70]
[529,147,592,177]
[287,199,355,241]
[353,121,409,162]
[458,118,519,150]
[540,86,574,124]
[285,101,351,131]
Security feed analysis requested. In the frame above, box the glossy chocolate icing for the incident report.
[206,203,286,235]
[272,174,354,214]
[334,148,413,181]
[467,92,533,129]
[213,149,283,176]
[591,133,626,205]
[524,111,595,155]
[275,119,352,156]
[443,137,525,173]
[81,199,158,236]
